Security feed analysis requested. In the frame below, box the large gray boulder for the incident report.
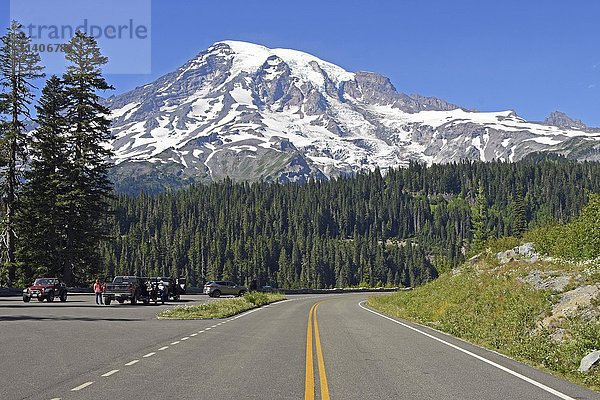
[578,350,600,372]
[497,243,539,264]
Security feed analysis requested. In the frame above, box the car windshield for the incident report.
[33,279,54,285]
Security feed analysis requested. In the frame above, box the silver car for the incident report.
[203,281,247,297]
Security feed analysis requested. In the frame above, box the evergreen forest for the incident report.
[98,156,600,289]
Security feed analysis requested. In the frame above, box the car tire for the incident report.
[60,293,67,302]
[105,298,111,305]
[23,296,30,303]
[37,297,44,302]
[212,290,221,298]
[118,299,124,304]
[47,293,54,302]
[131,296,137,305]
[238,290,246,297]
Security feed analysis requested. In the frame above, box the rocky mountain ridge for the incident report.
[105,40,600,192]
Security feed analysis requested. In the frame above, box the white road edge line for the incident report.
[50,397,61,400]
[358,301,576,400]
[191,333,198,336]
[198,330,205,333]
[143,352,156,358]
[158,346,169,351]
[181,337,189,341]
[71,381,94,391]
[124,360,139,366]
[171,341,180,345]
[101,369,119,377]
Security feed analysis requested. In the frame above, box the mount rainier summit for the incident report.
[105,40,600,192]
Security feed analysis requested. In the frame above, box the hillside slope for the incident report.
[369,241,600,391]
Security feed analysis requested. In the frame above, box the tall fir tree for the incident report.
[19,76,69,278]
[511,185,527,238]
[0,21,44,283]
[471,182,489,251]
[61,31,114,285]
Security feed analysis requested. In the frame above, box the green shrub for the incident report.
[525,193,600,260]
[482,236,521,255]
[158,292,285,320]
[243,291,274,306]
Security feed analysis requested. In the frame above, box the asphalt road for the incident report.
[0,293,597,400]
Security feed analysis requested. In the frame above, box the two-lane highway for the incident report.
[0,294,597,399]
[305,302,330,400]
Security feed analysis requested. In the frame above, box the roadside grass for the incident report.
[158,292,285,319]
[368,259,600,391]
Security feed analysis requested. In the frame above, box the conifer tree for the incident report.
[19,76,69,277]
[511,186,527,238]
[61,31,114,285]
[471,183,489,251]
[0,21,44,282]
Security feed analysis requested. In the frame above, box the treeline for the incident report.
[525,193,600,261]
[100,156,600,289]
[0,22,113,287]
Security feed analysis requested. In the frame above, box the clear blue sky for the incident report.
[2,0,599,126]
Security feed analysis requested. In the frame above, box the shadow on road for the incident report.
[0,301,90,308]
[0,301,189,308]
[0,315,143,322]
[104,302,190,307]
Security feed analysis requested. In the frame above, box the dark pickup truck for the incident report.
[103,276,149,305]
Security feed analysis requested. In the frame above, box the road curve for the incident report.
[0,294,597,400]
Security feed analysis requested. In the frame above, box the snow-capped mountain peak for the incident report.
[210,40,355,87]
[105,41,600,193]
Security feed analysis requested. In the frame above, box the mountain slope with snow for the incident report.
[105,40,600,192]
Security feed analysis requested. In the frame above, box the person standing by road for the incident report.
[94,279,104,305]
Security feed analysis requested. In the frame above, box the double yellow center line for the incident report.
[305,302,330,400]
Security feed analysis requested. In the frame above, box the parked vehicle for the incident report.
[146,277,167,305]
[177,277,187,295]
[103,276,150,305]
[156,276,183,301]
[23,278,67,303]
[259,285,275,293]
[203,281,247,297]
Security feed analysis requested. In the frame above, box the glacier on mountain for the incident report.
[104,40,600,192]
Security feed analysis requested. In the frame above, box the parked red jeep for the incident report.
[23,278,67,303]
